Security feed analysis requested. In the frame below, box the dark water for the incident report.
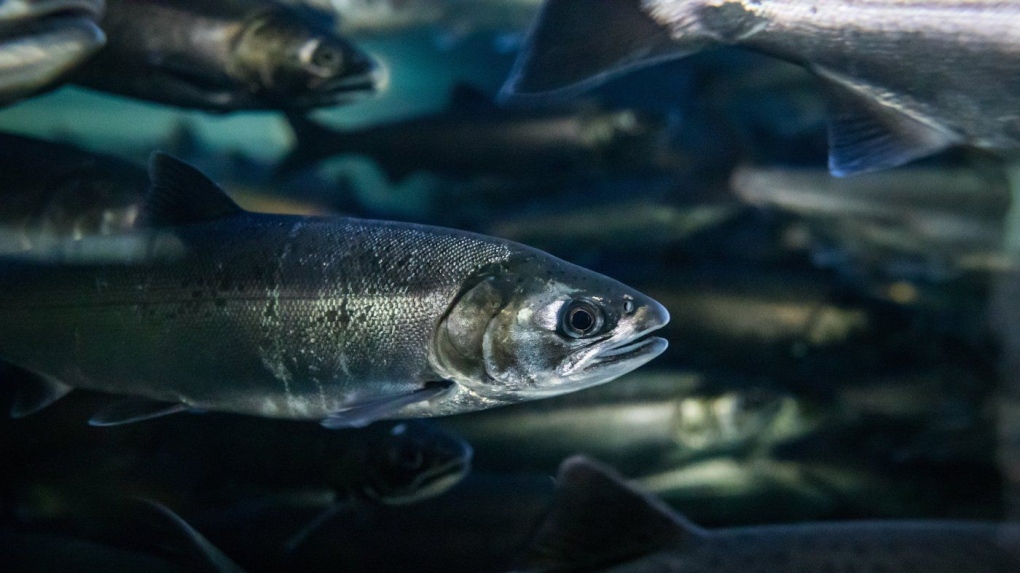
[1,3,1017,572]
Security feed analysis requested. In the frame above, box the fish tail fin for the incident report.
[276,113,337,177]
[499,0,706,103]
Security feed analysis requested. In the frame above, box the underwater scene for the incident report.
[3,0,1020,571]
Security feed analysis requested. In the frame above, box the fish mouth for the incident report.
[0,0,104,35]
[593,332,669,366]
[295,56,386,108]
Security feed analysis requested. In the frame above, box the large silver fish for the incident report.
[526,456,1020,573]
[502,0,1020,175]
[0,154,669,427]
[0,0,105,106]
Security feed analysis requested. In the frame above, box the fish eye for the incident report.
[561,300,605,338]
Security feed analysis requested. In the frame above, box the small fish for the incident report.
[72,0,380,111]
[733,164,1012,277]
[0,154,668,427]
[502,0,1020,175]
[525,456,1020,572]
[279,84,670,181]
[0,0,105,106]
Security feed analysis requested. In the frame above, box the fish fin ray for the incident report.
[9,368,73,418]
[527,456,704,570]
[89,398,189,426]
[137,499,248,573]
[140,153,244,227]
[321,381,454,429]
[499,0,691,103]
[820,70,958,176]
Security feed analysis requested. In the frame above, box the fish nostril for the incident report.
[623,299,635,314]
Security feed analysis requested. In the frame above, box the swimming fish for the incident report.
[279,85,670,181]
[526,456,1020,572]
[0,153,669,427]
[501,0,1020,175]
[72,0,379,111]
[0,0,105,106]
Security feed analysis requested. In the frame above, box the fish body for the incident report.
[0,133,146,254]
[0,0,106,106]
[280,86,669,181]
[502,0,1020,175]
[0,155,668,426]
[733,164,1011,276]
[72,0,379,110]
[527,457,1020,572]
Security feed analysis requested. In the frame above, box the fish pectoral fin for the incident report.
[139,153,244,228]
[499,0,686,103]
[88,398,189,426]
[8,367,74,418]
[321,381,454,430]
[528,456,705,570]
[820,69,958,176]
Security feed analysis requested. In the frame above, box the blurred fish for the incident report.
[0,0,105,106]
[487,201,738,253]
[72,0,379,111]
[185,473,555,573]
[525,457,1020,572]
[3,389,472,510]
[8,500,247,573]
[0,133,146,253]
[0,133,330,255]
[733,164,1011,277]
[279,85,671,181]
[502,0,1020,175]
[0,154,669,427]
[443,370,809,473]
[279,0,539,43]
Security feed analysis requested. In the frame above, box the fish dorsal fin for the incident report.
[140,153,243,227]
[448,84,498,111]
[528,456,704,570]
[819,69,958,176]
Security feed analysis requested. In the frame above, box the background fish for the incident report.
[279,85,672,181]
[0,154,668,427]
[0,0,105,107]
[502,0,1020,175]
[71,0,379,111]
[526,457,1020,572]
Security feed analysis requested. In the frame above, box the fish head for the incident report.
[357,420,473,505]
[433,254,670,402]
[230,8,380,109]
[0,0,105,105]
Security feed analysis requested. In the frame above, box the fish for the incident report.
[0,0,106,106]
[0,132,333,256]
[442,370,806,474]
[0,153,669,428]
[2,385,472,510]
[279,84,671,181]
[501,0,1020,175]
[733,163,1012,278]
[0,133,147,254]
[71,0,380,111]
[7,500,247,573]
[525,456,1020,572]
